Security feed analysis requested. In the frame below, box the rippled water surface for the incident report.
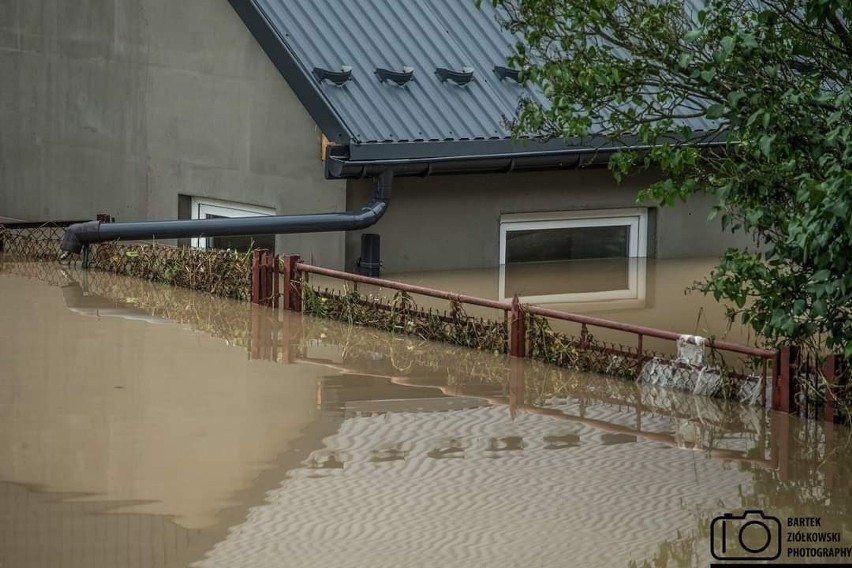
[0,260,850,567]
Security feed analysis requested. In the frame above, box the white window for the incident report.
[190,197,276,252]
[499,208,648,304]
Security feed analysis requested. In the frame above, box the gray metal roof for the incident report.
[247,0,549,151]
[234,0,718,164]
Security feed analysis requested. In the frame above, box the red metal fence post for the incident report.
[823,354,838,423]
[509,356,525,417]
[282,254,302,312]
[251,250,262,305]
[250,305,262,359]
[771,411,794,482]
[509,294,526,358]
[773,346,797,414]
[272,254,280,309]
[262,250,275,307]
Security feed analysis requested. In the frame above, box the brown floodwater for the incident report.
[0,259,850,567]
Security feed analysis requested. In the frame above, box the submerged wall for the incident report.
[0,0,346,267]
[345,169,753,273]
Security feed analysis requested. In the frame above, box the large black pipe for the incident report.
[60,170,393,255]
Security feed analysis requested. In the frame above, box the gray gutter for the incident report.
[326,147,615,179]
[326,138,727,179]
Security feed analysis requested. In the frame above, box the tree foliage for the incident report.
[481,0,852,354]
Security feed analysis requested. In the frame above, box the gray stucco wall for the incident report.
[346,168,752,273]
[0,0,346,267]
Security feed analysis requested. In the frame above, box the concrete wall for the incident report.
[346,168,752,273]
[0,0,346,267]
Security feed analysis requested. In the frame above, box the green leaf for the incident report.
[705,103,725,119]
[758,135,775,157]
[684,29,702,42]
[812,270,831,282]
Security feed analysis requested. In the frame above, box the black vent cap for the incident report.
[313,66,353,86]
[435,67,474,86]
[376,67,415,86]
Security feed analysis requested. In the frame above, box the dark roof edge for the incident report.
[327,138,726,179]
[327,147,614,179]
[228,0,352,144]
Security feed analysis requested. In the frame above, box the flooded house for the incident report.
[0,0,748,278]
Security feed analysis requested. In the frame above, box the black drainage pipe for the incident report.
[60,170,393,256]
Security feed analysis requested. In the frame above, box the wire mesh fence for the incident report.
[0,223,252,300]
[302,284,509,353]
[0,223,70,259]
[87,242,252,300]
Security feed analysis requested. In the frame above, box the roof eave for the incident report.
[325,145,614,179]
[326,135,726,179]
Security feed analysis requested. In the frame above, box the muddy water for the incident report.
[1,260,850,567]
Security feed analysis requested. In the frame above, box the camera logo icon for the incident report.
[711,510,782,561]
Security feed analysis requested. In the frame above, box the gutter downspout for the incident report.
[59,170,393,257]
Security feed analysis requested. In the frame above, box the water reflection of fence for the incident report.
[248,252,791,411]
[294,321,847,488]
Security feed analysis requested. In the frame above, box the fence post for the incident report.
[272,254,280,309]
[823,354,838,423]
[509,294,526,358]
[508,357,525,418]
[263,250,274,307]
[771,411,794,482]
[251,249,262,305]
[773,346,797,414]
[282,254,302,312]
[250,305,262,359]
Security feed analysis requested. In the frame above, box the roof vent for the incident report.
[376,67,415,86]
[313,66,353,86]
[435,67,474,86]
[494,66,521,82]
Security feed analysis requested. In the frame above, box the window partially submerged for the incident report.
[190,197,276,252]
[499,209,648,304]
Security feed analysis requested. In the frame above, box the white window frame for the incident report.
[498,208,648,304]
[190,197,275,249]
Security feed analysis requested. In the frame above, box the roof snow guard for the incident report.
[229,0,717,178]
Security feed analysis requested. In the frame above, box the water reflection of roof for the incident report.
[197,404,751,568]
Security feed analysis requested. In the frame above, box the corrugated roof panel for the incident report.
[253,0,540,145]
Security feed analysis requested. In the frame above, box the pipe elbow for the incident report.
[60,221,101,254]
[353,200,388,228]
